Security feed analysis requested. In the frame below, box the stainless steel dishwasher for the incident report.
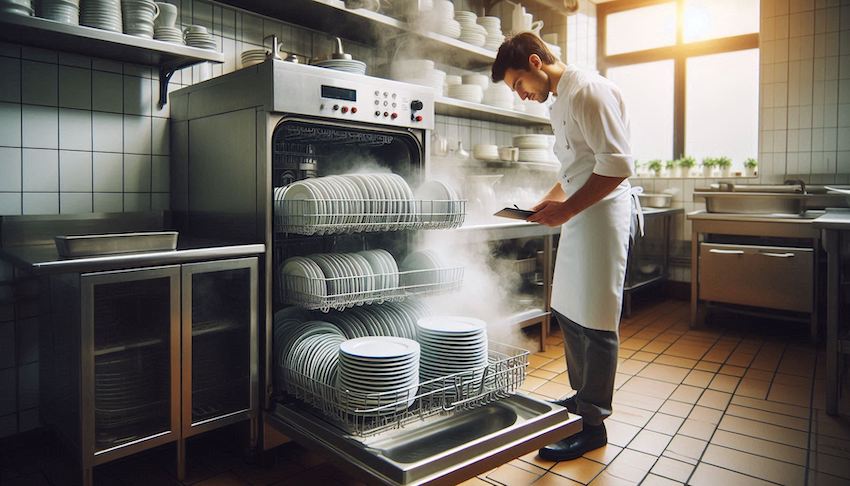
[169,59,580,485]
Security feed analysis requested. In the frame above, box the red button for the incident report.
[351,107,358,113]
[415,115,423,122]
[390,113,398,119]
[341,106,349,113]
[383,112,389,117]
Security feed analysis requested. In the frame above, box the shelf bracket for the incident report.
[158,66,176,108]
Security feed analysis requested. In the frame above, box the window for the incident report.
[599,0,759,170]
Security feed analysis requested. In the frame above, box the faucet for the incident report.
[784,179,807,194]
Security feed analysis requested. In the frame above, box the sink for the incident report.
[694,189,848,215]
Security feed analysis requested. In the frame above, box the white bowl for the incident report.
[462,73,489,91]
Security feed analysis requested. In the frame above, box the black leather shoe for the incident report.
[538,423,607,461]
[548,395,577,413]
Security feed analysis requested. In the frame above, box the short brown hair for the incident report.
[491,32,557,83]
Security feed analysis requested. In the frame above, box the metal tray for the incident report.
[55,231,178,257]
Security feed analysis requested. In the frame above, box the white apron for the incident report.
[548,67,641,332]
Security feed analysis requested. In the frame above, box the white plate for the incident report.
[340,336,419,360]
[417,315,486,335]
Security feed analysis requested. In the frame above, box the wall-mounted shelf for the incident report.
[0,13,224,106]
[436,97,552,127]
[219,0,496,69]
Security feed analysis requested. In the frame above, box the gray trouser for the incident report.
[553,310,619,426]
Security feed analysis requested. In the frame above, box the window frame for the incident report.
[597,0,759,159]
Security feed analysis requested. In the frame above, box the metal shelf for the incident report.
[436,97,552,127]
[0,13,224,106]
[218,0,496,69]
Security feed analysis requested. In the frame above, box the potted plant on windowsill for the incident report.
[678,155,696,177]
[744,158,758,177]
[663,159,677,177]
[701,157,718,177]
[648,159,663,177]
[717,156,732,177]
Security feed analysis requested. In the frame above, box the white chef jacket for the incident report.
[548,65,637,332]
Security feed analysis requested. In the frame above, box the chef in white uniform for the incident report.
[492,32,639,461]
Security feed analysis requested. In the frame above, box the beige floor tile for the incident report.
[772,373,811,388]
[487,463,544,486]
[583,444,623,465]
[631,351,659,362]
[531,472,584,485]
[718,415,808,449]
[550,457,605,484]
[730,395,809,418]
[777,349,816,378]
[658,400,694,418]
[545,336,564,346]
[535,381,573,400]
[717,364,746,377]
[687,405,723,425]
[641,474,682,486]
[812,409,850,440]
[696,390,732,410]
[662,435,707,464]
[521,376,548,392]
[693,361,721,372]
[459,477,493,485]
[530,369,560,380]
[725,403,809,432]
[607,449,656,477]
[538,345,566,359]
[669,384,703,404]
[812,434,850,459]
[613,390,665,412]
[767,382,811,407]
[609,404,655,428]
[665,344,709,360]
[653,355,697,370]
[750,346,784,372]
[708,374,740,393]
[619,377,677,400]
[511,459,551,475]
[642,340,671,354]
[645,413,685,435]
[725,352,756,368]
[587,470,639,486]
[702,444,805,486]
[677,418,716,441]
[733,378,770,399]
[614,372,631,390]
[618,348,637,359]
[621,337,650,351]
[551,372,572,386]
[529,355,555,370]
[688,463,774,486]
[649,456,694,483]
[806,470,850,486]
[711,429,807,466]
[605,419,642,448]
[618,359,649,376]
[637,363,690,385]
[520,450,558,470]
[809,451,850,480]
[542,359,568,373]
[743,368,774,381]
[682,370,713,388]
[627,429,672,456]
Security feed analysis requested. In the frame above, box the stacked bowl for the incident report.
[122,0,158,38]
[389,59,445,96]
[455,11,486,47]
[38,0,79,24]
[447,84,482,104]
[429,0,460,38]
[80,0,122,32]
[337,336,420,415]
[477,16,504,51]
[184,25,216,50]
[240,48,270,68]
[1,0,33,16]
[417,316,489,392]
[482,83,514,110]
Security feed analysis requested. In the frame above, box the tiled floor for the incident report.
[2,298,849,486]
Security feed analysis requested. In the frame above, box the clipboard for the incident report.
[494,207,536,220]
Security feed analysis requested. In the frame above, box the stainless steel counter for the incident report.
[813,208,850,230]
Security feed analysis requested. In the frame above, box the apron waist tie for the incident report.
[630,186,645,237]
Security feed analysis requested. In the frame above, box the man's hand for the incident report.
[527,200,574,227]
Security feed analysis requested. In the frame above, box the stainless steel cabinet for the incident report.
[43,257,258,486]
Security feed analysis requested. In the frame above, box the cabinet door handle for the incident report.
[760,252,795,258]
[708,249,744,255]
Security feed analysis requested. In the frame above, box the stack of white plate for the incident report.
[389,59,445,96]
[461,73,489,92]
[37,0,78,24]
[337,336,420,415]
[520,99,550,118]
[513,134,553,149]
[413,180,460,224]
[240,48,270,68]
[482,83,514,110]
[1,0,33,16]
[455,11,486,47]
[154,25,183,44]
[472,144,499,161]
[477,16,504,51]
[428,0,460,38]
[324,300,430,341]
[274,319,345,393]
[282,252,377,299]
[447,84,483,104]
[518,148,555,163]
[399,249,446,289]
[184,25,216,50]
[417,316,488,389]
[312,58,367,75]
[80,0,121,32]
[122,0,157,38]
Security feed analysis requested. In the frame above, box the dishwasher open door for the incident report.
[267,393,580,485]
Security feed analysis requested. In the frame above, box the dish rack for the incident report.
[279,267,464,312]
[280,341,529,436]
[275,199,467,235]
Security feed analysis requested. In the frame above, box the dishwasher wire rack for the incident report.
[275,199,467,235]
[280,341,529,436]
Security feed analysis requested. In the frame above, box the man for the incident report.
[492,32,638,461]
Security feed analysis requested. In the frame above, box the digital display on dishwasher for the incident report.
[321,85,356,102]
